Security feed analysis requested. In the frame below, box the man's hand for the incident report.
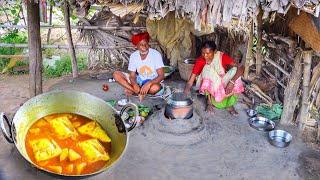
[225,82,234,95]
[140,82,152,95]
[133,83,140,94]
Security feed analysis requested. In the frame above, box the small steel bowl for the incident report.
[249,117,275,131]
[246,109,257,117]
[268,130,292,148]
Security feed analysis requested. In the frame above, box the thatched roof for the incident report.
[64,0,319,34]
[1,0,319,33]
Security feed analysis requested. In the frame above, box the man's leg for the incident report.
[113,71,135,93]
[148,83,161,94]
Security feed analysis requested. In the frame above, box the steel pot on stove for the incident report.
[164,92,193,119]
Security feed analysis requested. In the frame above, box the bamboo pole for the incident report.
[0,24,146,31]
[27,0,42,97]
[255,9,263,75]
[64,0,78,78]
[280,52,302,125]
[0,55,28,59]
[298,50,313,131]
[244,19,253,79]
[264,57,290,76]
[262,68,286,88]
[46,5,53,44]
[0,43,157,49]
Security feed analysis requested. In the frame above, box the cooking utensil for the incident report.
[246,109,257,117]
[118,98,129,106]
[0,90,138,177]
[164,65,175,78]
[164,92,193,119]
[268,130,292,148]
[183,58,196,64]
[248,117,275,131]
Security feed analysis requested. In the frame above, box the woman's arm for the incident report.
[184,73,197,95]
[225,64,244,94]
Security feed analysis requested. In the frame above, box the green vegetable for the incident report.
[164,66,171,73]
[106,100,116,107]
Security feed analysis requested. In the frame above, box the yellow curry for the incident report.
[25,113,111,175]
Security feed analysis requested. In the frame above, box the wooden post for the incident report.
[46,5,53,44]
[27,0,42,97]
[63,0,78,78]
[244,19,253,79]
[280,52,302,125]
[255,9,263,75]
[298,50,313,131]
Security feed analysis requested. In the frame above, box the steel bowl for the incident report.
[248,117,275,131]
[268,130,292,148]
[246,109,257,117]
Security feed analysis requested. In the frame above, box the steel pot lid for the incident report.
[167,92,193,106]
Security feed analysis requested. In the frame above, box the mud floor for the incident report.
[0,74,319,180]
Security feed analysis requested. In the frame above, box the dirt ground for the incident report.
[0,73,320,180]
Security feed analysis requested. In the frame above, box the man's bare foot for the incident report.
[227,106,238,116]
[138,94,145,102]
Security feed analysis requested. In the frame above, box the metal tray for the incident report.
[248,117,275,131]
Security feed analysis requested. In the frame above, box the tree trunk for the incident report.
[46,5,53,44]
[27,0,42,97]
[63,0,78,78]
[298,50,313,131]
[255,9,263,75]
[280,52,302,125]
[244,19,253,79]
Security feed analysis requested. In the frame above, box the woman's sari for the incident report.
[196,51,244,109]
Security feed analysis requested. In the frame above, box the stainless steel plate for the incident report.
[248,117,275,131]
[268,130,292,148]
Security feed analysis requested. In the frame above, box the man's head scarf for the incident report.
[131,32,150,46]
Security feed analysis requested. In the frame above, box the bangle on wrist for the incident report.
[230,80,235,85]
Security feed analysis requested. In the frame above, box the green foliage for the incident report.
[0,30,27,72]
[0,30,27,55]
[44,54,87,78]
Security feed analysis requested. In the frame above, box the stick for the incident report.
[27,0,42,97]
[264,57,290,76]
[46,5,53,44]
[0,24,146,31]
[255,8,263,75]
[262,68,286,88]
[244,19,253,79]
[64,0,78,78]
[0,43,158,49]
[298,50,313,131]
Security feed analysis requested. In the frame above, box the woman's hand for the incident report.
[184,86,191,95]
[140,82,152,95]
[225,82,234,95]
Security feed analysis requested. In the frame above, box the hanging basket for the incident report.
[178,58,195,81]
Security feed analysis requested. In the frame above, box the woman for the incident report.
[184,41,244,115]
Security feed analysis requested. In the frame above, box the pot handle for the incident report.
[0,112,14,143]
[120,103,139,132]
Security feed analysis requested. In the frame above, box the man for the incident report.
[113,32,165,101]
